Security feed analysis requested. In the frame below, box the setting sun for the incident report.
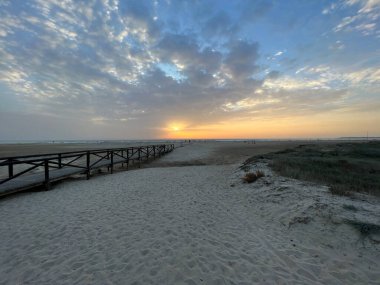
[165,122,188,137]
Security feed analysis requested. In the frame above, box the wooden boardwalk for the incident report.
[0,144,175,197]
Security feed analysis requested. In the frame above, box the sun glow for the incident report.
[165,122,188,137]
[159,109,380,139]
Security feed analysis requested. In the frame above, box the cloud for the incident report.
[220,87,351,121]
[329,40,345,50]
[274,51,284,56]
[239,0,273,22]
[202,11,237,39]
[223,41,260,81]
[267,50,286,61]
[295,64,380,87]
[322,3,338,14]
[341,67,380,84]
[263,76,329,91]
[333,0,380,36]
[346,0,380,13]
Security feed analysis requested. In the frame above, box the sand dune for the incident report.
[0,142,379,284]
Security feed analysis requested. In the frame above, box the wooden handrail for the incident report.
[0,144,174,160]
[0,144,176,196]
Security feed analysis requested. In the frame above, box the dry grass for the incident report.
[242,170,265,183]
[329,185,353,197]
[346,220,380,244]
[255,141,380,196]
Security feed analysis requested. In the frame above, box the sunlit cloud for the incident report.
[263,77,329,91]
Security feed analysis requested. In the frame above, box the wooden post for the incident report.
[110,151,114,174]
[146,146,149,160]
[58,154,62,169]
[126,149,129,170]
[121,150,124,168]
[138,147,141,168]
[86,151,90,180]
[44,159,50,190]
[106,150,110,171]
[8,158,13,178]
[107,151,110,172]
[153,146,156,158]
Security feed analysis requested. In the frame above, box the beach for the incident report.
[0,142,379,284]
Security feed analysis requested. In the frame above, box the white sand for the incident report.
[0,142,379,284]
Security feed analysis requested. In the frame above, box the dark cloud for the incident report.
[224,41,260,80]
[118,0,152,21]
[157,33,198,60]
[239,0,273,22]
[266,70,280,79]
[202,11,238,38]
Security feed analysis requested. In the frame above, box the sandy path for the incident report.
[149,141,312,167]
[0,142,379,284]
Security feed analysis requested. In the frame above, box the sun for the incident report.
[168,122,185,132]
[166,122,186,136]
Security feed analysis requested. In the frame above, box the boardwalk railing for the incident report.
[0,144,175,197]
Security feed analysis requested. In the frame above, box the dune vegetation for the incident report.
[248,141,380,196]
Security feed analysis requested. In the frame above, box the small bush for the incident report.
[289,216,312,227]
[243,170,265,183]
[346,220,380,236]
[343,204,358,211]
[275,148,296,154]
[329,185,352,196]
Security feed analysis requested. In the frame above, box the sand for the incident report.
[0,142,379,284]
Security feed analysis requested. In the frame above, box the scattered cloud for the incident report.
[332,0,380,36]
[263,76,329,91]
[322,3,338,14]
[274,51,284,57]
[329,40,346,50]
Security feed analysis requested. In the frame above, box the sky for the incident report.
[0,0,379,140]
